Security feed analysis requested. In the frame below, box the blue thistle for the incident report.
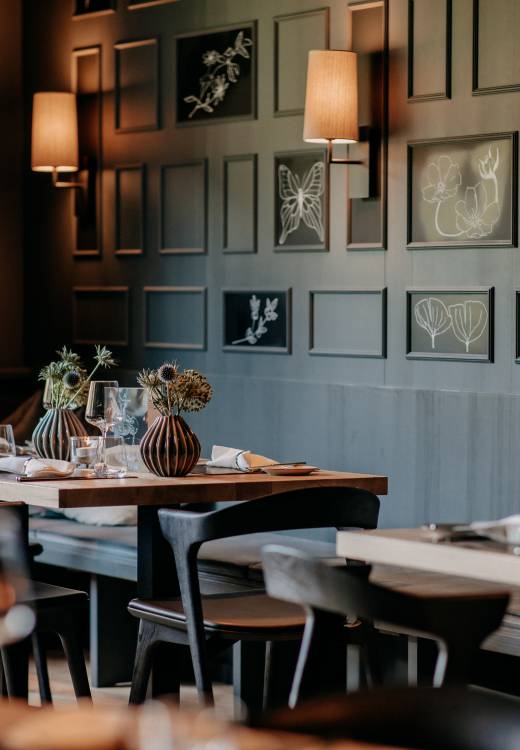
[158,363,177,384]
[63,370,81,389]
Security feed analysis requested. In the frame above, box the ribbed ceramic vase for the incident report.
[140,415,200,477]
[32,408,88,461]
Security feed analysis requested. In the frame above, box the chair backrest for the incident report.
[255,686,520,750]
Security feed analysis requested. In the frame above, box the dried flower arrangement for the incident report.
[39,345,117,410]
[137,362,212,417]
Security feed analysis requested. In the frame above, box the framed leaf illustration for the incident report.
[223,289,291,353]
[175,22,257,126]
[407,132,517,248]
[407,288,494,362]
[274,150,329,251]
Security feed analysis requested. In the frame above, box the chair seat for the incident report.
[25,581,88,610]
[128,592,306,634]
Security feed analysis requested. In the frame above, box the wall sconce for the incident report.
[31,92,93,211]
[303,50,375,197]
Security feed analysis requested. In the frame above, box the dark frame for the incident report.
[273,7,330,118]
[143,286,207,351]
[473,0,520,95]
[128,0,179,8]
[223,153,258,254]
[406,287,495,362]
[114,38,160,133]
[407,0,452,102]
[407,131,518,249]
[114,164,146,256]
[159,159,208,255]
[515,291,520,362]
[274,149,329,253]
[309,288,387,358]
[72,286,130,347]
[222,288,292,354]
[347,0,388,251]
[175,21,257,128]
[73,0,115,19]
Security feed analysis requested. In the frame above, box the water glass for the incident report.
[0,426,16,458]
[70,435,128,477]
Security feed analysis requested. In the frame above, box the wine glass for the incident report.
[105,387,148,472]
[85,380,118,475]
[0,425,16,458]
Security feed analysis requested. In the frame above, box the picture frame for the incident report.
[175,21,257,126]
[274,149,329,252]
[73,0,116,19]
[223,289,291,354]
[128,0,179,8]
[406,287,494,362]
[407,132,517,249]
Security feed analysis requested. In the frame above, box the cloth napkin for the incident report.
[471,514,520,544]
[206,445,278,472]
[0,456,75,479]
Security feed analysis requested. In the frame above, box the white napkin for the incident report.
[471,514,520,544]
[206,445,278,472]
[0,456,75,479]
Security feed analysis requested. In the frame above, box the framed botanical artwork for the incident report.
[223,289,291,353]
[175,22,257,126]
[407,132,517,248]
[73,0,115,18]
[406,287,494,362]
[274,150,328,252]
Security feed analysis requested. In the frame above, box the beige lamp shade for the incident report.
[31,92,79,173]
[303,50,359,144]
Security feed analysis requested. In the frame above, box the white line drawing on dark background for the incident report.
[278,161,324,244]
[421,147,500,240]
[414,296,488,352]
[232,294,279,346]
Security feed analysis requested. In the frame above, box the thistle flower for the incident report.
[137,365,212,416]
[95,345,117,369]
[63,370,81,389]
[158,362,178,384]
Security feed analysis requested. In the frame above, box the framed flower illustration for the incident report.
[175,22,257,126]
[223,289,291,353]
[407,132,517,248]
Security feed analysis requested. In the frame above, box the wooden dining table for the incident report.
[0,468,387,693]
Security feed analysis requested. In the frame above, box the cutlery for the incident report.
[246,461,306,471]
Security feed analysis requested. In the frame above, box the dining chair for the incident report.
[0,502,91,702]
[255,685,520,750]
[261,545,510,706]
[127,485,380,707]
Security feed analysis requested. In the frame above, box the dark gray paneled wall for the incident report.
[22,0,520,531]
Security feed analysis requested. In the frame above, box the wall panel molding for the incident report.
[223,154,257,253]
[115,164,146,255]
[473,0,520,95]
[408,0,451,101]
[144,286,207,350]
[115,37,160,132]
[73,286,130,347]
[160,160,208,254]
[273,8,329,117]
[309,288,387,358]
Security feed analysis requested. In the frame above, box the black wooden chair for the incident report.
[261,545,510,706]
[255,686,520,750]
[127,486,380,707]
[0,502,91,703]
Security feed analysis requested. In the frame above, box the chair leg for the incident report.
[1,639,29,700]
[0,658,7,698]
[151,640,182,702]
[32,632,52,704]
[264,640,302,710]
[129,620,156,705]
[434,640,476,687]
[57,623,92,700]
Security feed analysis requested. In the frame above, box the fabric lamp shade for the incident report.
[31,92,79,173]
[303,50,359,144]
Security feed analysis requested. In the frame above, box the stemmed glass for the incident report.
[104,387,148,473]
[85,380,118,475]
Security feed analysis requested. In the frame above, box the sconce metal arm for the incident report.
[326,140,363,165]
[51,169,83,189]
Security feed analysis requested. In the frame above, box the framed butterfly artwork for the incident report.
[274,150,329,251]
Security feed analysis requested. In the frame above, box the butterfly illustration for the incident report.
[278,161,325,245]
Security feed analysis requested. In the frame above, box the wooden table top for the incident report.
[337,527,520,587]
[0,470,387,509]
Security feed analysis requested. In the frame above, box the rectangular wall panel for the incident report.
[115,38,160,132]
[408,0,451,101]
[144,287,207,350]
[347,0,388,250]
[71,46,102,257]
[309,289,387,358]
[160,161,207,254]
[274,8,329,116]
[473,0,520,94]
[115,165,145,255]
[73,287,129,346]
[223,154,257,253]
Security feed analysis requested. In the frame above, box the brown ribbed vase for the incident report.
[32,408,88,461]
[140,415,201,477]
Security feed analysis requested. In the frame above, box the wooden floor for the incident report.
[29,654,234,716]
